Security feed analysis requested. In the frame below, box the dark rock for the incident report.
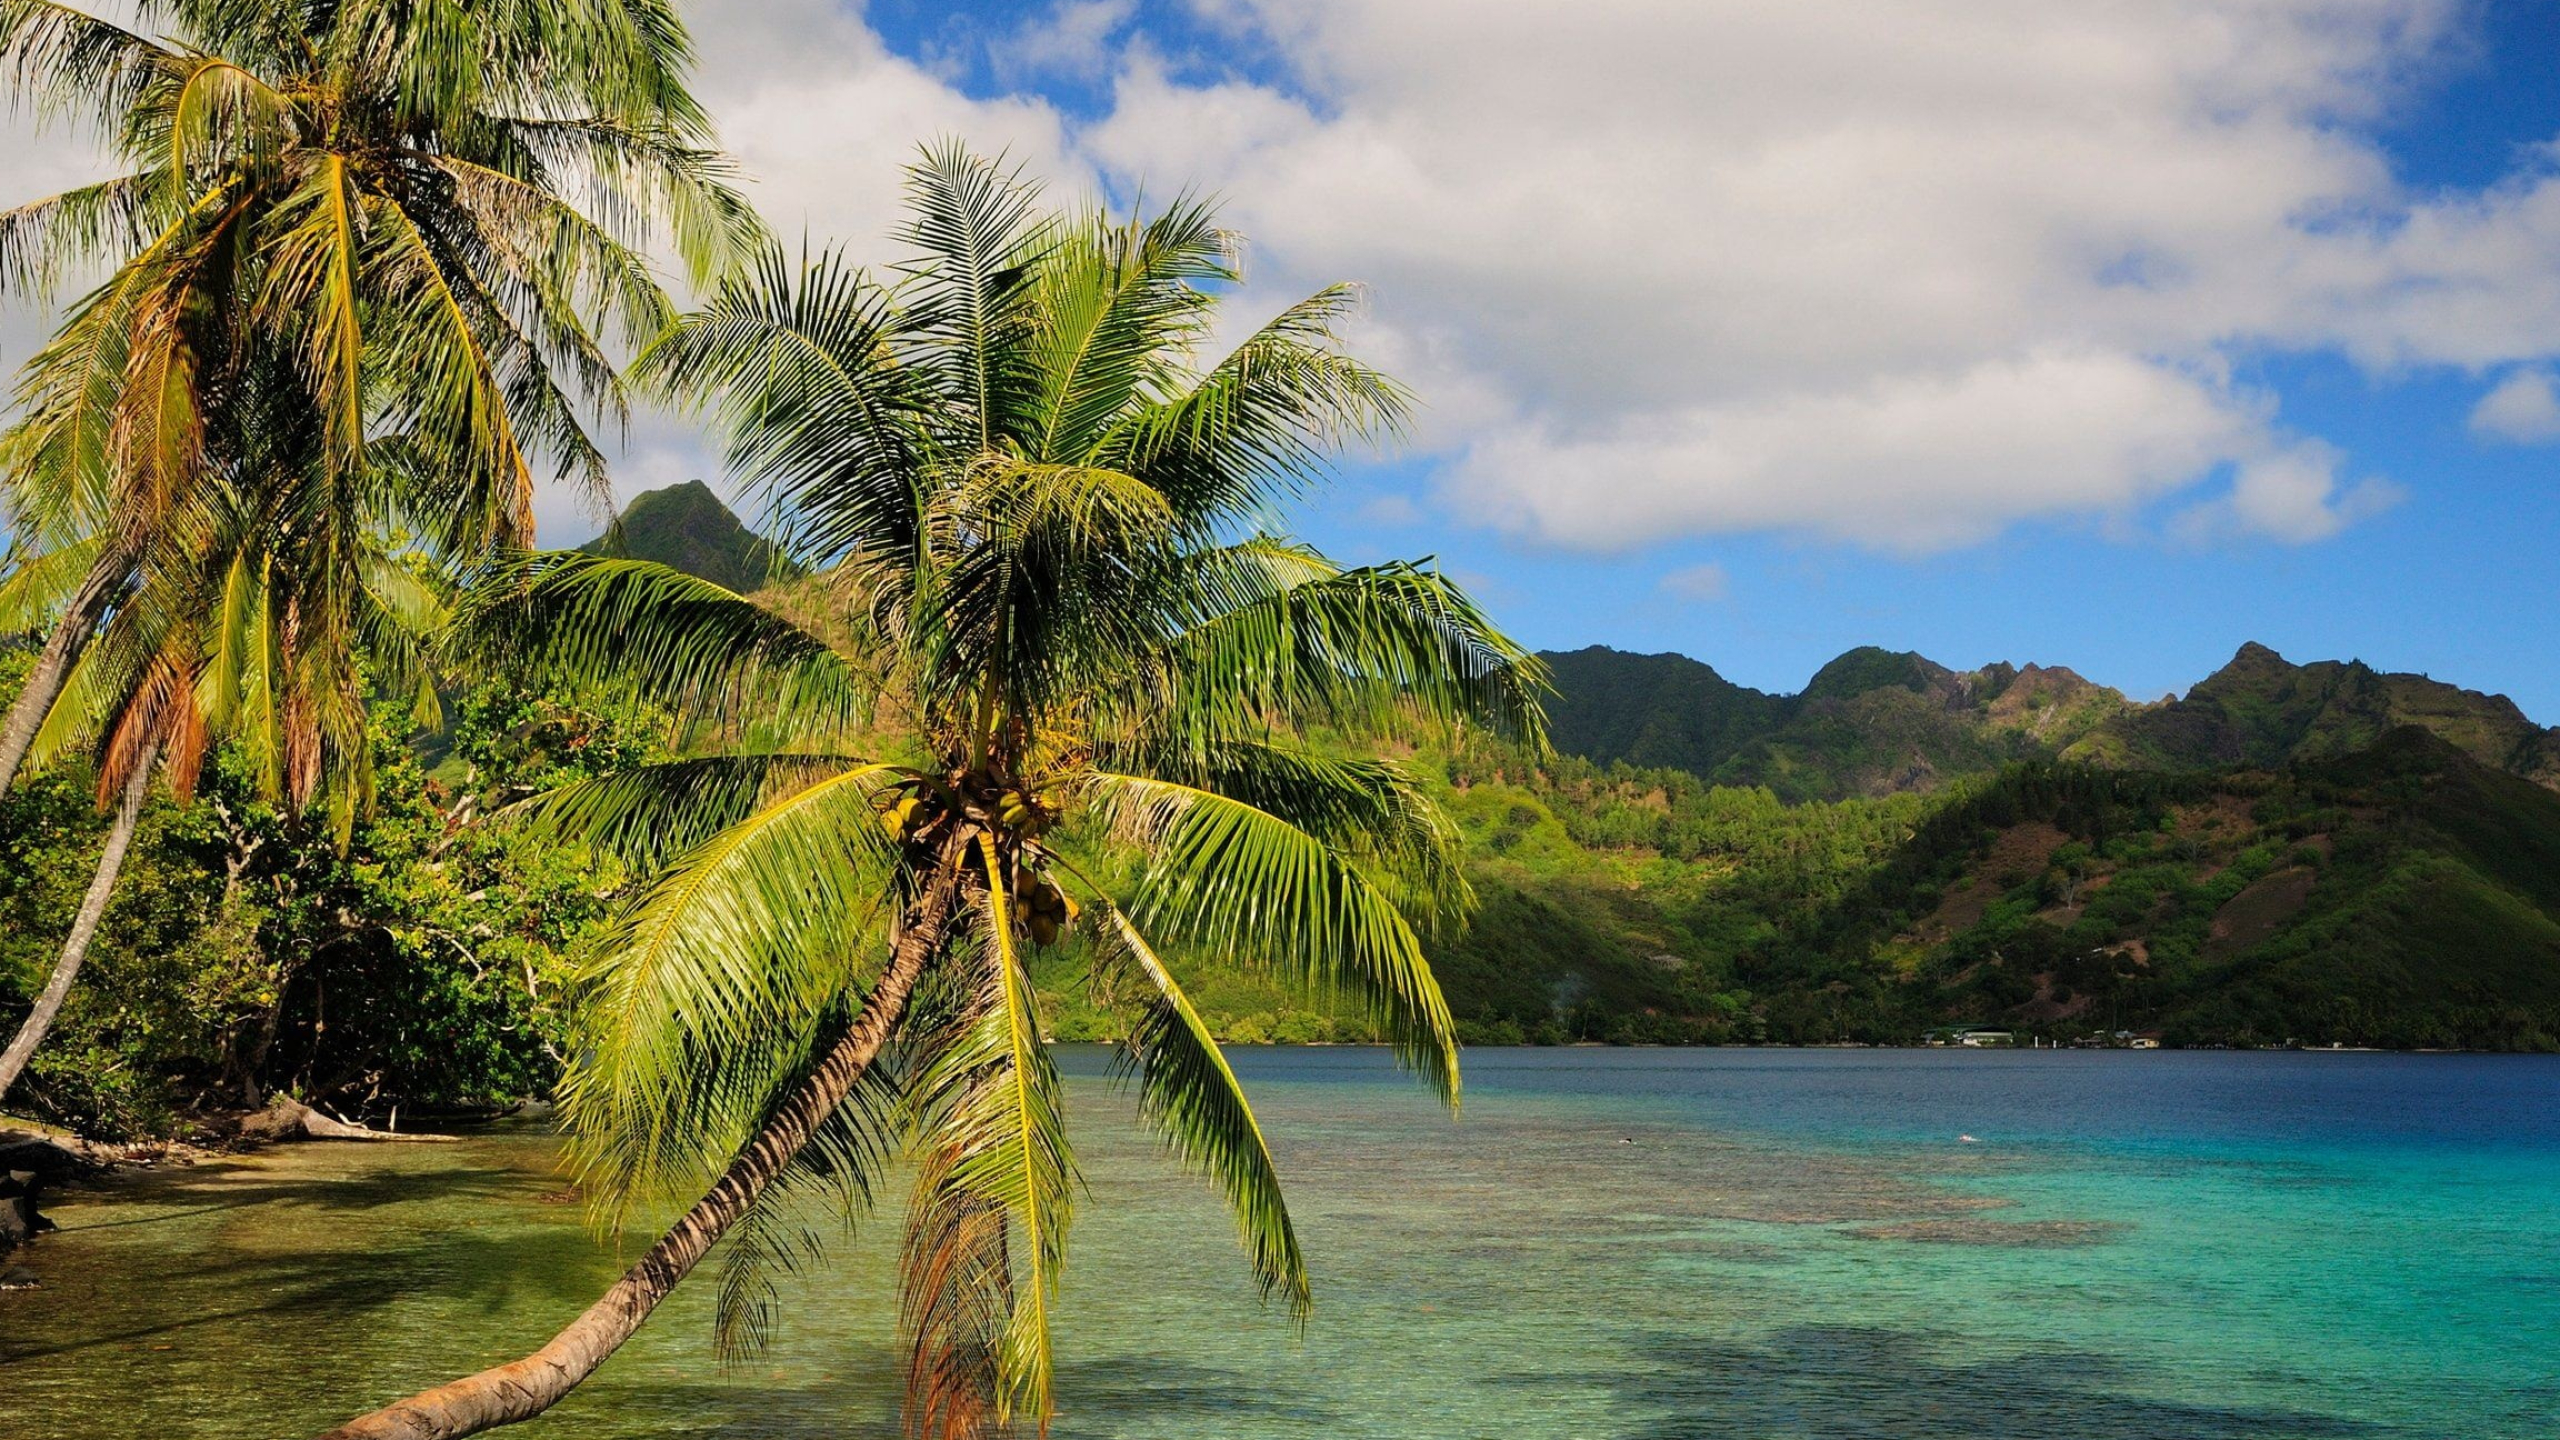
[0,1137,82,1259]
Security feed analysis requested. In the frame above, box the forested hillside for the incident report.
[1543,644,2131,801]
[1544,641,2560,802]
[2070,640,2560,787]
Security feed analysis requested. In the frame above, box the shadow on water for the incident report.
[1055,1355,1350,1427]
[567,1353,1347,1440]
[1,1221,603,1365]
[47,1159,532,1233]
[1587,1326,2388,1439]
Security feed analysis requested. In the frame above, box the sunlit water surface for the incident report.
[10,1048,2559,1437]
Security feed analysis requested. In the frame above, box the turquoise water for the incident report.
[10,1047,2559,1436]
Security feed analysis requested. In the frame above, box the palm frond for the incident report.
[1080,770,1462,1102]
[0,171,173,297]
[901,834,1077,1431]
[633,244,925,569]
[0,0,178,141]
[895,140,1051,448]
[712,1035,910,1364]
[1023,197,1231,464]
[455,553,866,736]
[1103,737,1470,924]
[494,114,765,287]
[1086,895,1308,1319]
[561,760,905,1215]
[511,752,897,874]
[0,533,103,631]
[1095,284,1410,526]
[1132,541,1551,750]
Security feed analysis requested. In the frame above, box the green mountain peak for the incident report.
[575,480,796,593]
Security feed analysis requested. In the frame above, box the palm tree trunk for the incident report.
[314,845,969,1440]
[0,541,128,798]
[0,737,157,1101]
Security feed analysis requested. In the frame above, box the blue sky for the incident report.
[7,0,2557,720]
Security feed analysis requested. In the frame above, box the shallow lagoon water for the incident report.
[10,1047,2560,1437]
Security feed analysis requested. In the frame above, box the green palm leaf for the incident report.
[711,1035,911,1364]
[1087,896,1309,1319]
[454,553,865,737]
[1081,770,1463,1102]
[1108,737,1470,922]
[902,834,1078,1428]
[513,752,894,874]
[1138,542,1552,749]
[561,761,905,1214]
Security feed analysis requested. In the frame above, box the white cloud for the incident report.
[1456,348,2263,552]
[2469,368,2560,443]
[13,0,2560,557]
[1354,493,1421,527]
[1076,0,2560,551]
[2169,438,2402,545]
[1658,563,1730,603]
[688,0,1077,248]
[992,0,1139,84]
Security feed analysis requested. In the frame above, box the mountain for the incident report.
[1541,644,2132,801]
[1373,643,2560,1050]
[1293,723,2560,1052]
[1538,646,1788,777]
[2070,641,2560,789]
[576,480,795,592]
[1542,641,2559,800]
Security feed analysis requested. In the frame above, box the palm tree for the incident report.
[317,146,1547,1440]
[0,0,759,795]
[0,374,451,1101]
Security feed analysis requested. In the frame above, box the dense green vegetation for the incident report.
[1545,638,2560,804]
[2067,640,2560,787]
[0,651,662,1137]
[1748,729,2560,1049]
[1161,724,2560,1052]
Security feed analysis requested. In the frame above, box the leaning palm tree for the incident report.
[0,0,759,795]
[318,146,1546,1440]
[0,381,450,1101]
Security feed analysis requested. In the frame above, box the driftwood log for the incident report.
[236,1096,459,1144]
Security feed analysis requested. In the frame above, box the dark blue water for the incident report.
[1317,1045,2560,1151]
